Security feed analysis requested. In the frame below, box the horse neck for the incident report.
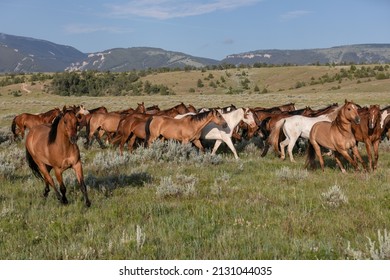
[334,110,353,134]
[223,109,243,128]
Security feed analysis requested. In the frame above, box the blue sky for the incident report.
[1,0,389,60]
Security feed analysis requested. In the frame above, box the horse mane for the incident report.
[48,113,63,144]
[42,108,59,117]
[190,110,212,122]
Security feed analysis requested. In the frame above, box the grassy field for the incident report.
[1,66,390,260]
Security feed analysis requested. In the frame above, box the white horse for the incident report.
[268,106,341,162]
[200,108,256,159]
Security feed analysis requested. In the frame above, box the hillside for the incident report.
[222,44,390,65]
[1,33,390,73]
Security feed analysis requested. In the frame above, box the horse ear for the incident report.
[62,106,67,113]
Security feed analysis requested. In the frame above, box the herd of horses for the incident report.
[10,100,390,207]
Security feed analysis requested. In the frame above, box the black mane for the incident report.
[48,114,63,144]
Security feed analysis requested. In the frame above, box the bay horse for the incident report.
[352,105,382,171]
[200,108,257,159]
[145,109,227,150]
[268,104,341,162]
[12,107,61,140]
[305,100,365,173]
[25,107,91,207]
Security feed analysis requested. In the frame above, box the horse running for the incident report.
[305,100,365,173]
[12,107,61,140]
[200,108,257,159]
[25,107,91,207]
[145,109,227,150]
[268,105,341,162]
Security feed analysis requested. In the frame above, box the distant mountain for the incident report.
[65,47,218,72]
[221,44,390,65]
[1,33,390,73]
[0,33,87,72]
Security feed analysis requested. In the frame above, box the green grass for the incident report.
[1,66,390,260]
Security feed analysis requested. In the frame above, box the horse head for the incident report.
[211,109,227,128]
[63,111,79,144]
[343,100,360,125]
[368,104,381,130]
[243,108,257,128]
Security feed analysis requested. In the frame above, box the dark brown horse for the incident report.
[352,105,383,171]
[25,107,91,207]
[12,107,61,140]
[306,100,365,173]
[145,109,227,150]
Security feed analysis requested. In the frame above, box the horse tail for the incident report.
[26,148,44,181]
[305,141,316,170]
[268,118,285,154]
[11,117,17,138]
[144,116,153,146]
[258,117,271,140]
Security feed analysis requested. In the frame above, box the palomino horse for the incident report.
[25,107,91,207]
[86,102,145,148]
[305,100,365,173]
[200,108,257,159]
[145,109,227,150]
[268,104,341,162]
[352,105,382,171]
[12,107,61,140]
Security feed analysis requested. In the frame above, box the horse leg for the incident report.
[334,151,347,173]
[192,139,205,153]
[312,141,325,172]
[54,168,68,204]
[260,142,270,157]
[73,161,91,207]
[363,139,373,171]
[211,139,223,155]
[37,163,62,201]
[279,137,289,160]
[222,136,239,159]
[338,148,361,172]
[373,140,380,170]
[351,145,366,171]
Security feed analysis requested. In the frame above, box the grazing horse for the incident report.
[201,108,257,159]
[305,100,365,173]
[352,105,382,171]
[145,109,227,150]
[25,107,91,207]
[12,107,61,140]
[86,103,145,148]
[268,105,341,162]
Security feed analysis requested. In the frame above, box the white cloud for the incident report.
[106,0,262,20]
[64,24,133,34]
[280,10,312,21]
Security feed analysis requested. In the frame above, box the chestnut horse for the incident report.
[12,107,61,140]
[86,102,145,148]
[352,105,382,171]
[306,100,365,173]
[25,107,91,207]
[145,109,227,150]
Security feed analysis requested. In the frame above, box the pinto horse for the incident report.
[25,107,91,207]
[145,109,227,150]
[306,100,365,173]
[267,104,341,162]
[12,107,61,140]
[201,108,257,159]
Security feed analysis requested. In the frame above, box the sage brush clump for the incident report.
[321,184,348,208]
[156,174,198,198]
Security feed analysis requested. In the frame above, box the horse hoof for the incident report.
[86,200,91,207]
[62,197,69,204]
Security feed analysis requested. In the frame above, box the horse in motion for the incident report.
[25,107,91,207]
[268,104,340,162]
[145,109,227,150]
[305,100,366,173]
[200,108,257,159]
[12,107,61,140]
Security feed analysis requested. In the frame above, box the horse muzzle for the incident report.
[354,116,361,125]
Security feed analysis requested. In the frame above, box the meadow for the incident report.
[0,65,390,260]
